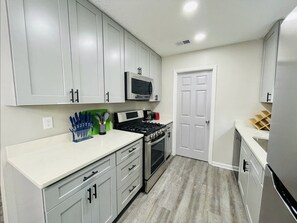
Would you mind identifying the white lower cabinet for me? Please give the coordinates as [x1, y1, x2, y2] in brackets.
[45, 155, 117, 223]
[238, 140, 264, 223]
[6, 139, 143, 223]
[116, 139, 143, 213]
[47, 186, 91, 223]
[47, 169, 116, 223]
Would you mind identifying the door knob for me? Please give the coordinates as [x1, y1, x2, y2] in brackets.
[205, 120, 210, 124]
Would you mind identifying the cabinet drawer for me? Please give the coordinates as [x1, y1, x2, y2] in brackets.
[117, 152, 142, 189]
[249, 152, 264, 184]
[44, 154, 115, 211]
[117, 170, 142, 213]
[116, 139, 142, 164]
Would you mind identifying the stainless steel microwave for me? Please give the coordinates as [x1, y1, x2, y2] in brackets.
[125, 72, 153, 100]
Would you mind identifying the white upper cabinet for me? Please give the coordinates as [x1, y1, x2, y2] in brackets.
[149, 51, 162, 101]
[103, 15, 125, 103]
[260, 20, 281, 103]
[124, 33, 138, 74]
[6, 0, 73, 105]
[124, 31, 150, 77]
[5, 0, 160, 105]
[68, 0, 105, 103]
[138, 43, 150, 77]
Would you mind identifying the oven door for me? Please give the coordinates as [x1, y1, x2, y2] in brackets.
[126, 72, 153, 100]
[144, 134, 166, 180]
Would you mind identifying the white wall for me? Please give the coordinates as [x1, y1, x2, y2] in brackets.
[156, 40, 266, 167]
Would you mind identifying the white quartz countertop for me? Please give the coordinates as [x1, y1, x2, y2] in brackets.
[6, 130, 143, 189]
[235, 120, 269, 168]
[150, 118, 173, 125]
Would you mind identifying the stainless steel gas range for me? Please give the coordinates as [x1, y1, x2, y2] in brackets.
[114, 110, 168, 193]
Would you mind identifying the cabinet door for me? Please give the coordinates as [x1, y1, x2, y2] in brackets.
[68, 0, 105, 103]
[149, 51, 162, 101]
[7, 0, 73, 105]
[103, 15, 125, 103]
[47, 187, 91, 223]
[138, 43, 150, 77]
[238, 142, 250, 203]
[260, 21, 281, 103]
[92, 169, 117, 223]
[245, 161, 263, 223]
[124, 31, 138, 74]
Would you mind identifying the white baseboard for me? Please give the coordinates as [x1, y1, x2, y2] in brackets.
[212, 161, 239, 172]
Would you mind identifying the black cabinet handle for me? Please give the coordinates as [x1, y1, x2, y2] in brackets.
[128, 164, 136, 171]
[93, 184, 97, 199]
[243, 159, 248, 172]
[75, 89, 79, 103]
[87, 188, 92, 203]
[83, 171, 98, 181]
[129, 147, 136, 153]
[106, 92, 110, 102]
[129, 185, 136, 193]
[266, 92, 271, 102]
[70, 89, 74, 103]
[137, 67, 142, 75]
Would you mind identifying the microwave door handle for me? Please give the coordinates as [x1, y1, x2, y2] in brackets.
[149, 82, 153, 95]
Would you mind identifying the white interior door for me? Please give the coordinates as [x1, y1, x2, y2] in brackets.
[176, 71, 212, 161]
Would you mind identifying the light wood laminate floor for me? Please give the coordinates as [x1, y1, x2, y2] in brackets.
[117, 156, 248, 223]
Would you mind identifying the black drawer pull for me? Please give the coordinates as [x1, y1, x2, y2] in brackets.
[87, 188, 92, 203]
[243, 159, 248, 172]
[93, 184, 97, 199]
[128, 164, 136, 171]
[129, 185, 136, 193]
[129, 147, 136, 153]
[83, 171, 98, 181]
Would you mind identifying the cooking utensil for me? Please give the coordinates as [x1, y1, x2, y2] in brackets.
[103, 112, 109, 124]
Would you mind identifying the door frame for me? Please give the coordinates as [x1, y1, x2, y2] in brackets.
[173, 65, 217, 164]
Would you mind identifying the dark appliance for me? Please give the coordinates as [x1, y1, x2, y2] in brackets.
[125, 72, 153, 101]
[114, 110, 167, 193]
[143, 110, 153, 121]
[259, 7, 297, 223]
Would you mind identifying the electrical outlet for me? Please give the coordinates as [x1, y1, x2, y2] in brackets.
[43, 117, 53, 129]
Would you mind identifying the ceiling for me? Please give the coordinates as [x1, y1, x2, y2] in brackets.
[89, 0, 297, 56]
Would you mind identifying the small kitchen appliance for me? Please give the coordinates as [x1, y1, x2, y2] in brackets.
[125, 72, 153, 101]
[143, 110, 153, 120]
[114, 110, 168, 193]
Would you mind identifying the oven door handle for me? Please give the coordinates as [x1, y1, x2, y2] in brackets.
[148, 134, 166, 146]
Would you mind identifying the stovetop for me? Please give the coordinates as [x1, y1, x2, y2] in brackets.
[116, 121, 165, 136]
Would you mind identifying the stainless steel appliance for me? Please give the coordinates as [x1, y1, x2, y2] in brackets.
[114, 110, 168, 193]
[125, 72, 153, 101]
[165, 123, 173, 159]
[259, 7, 297, 223]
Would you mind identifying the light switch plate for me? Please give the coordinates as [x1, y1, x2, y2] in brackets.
[43, 117, 53, 129]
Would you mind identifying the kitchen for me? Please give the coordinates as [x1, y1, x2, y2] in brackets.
[0, 0, 297, 223]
